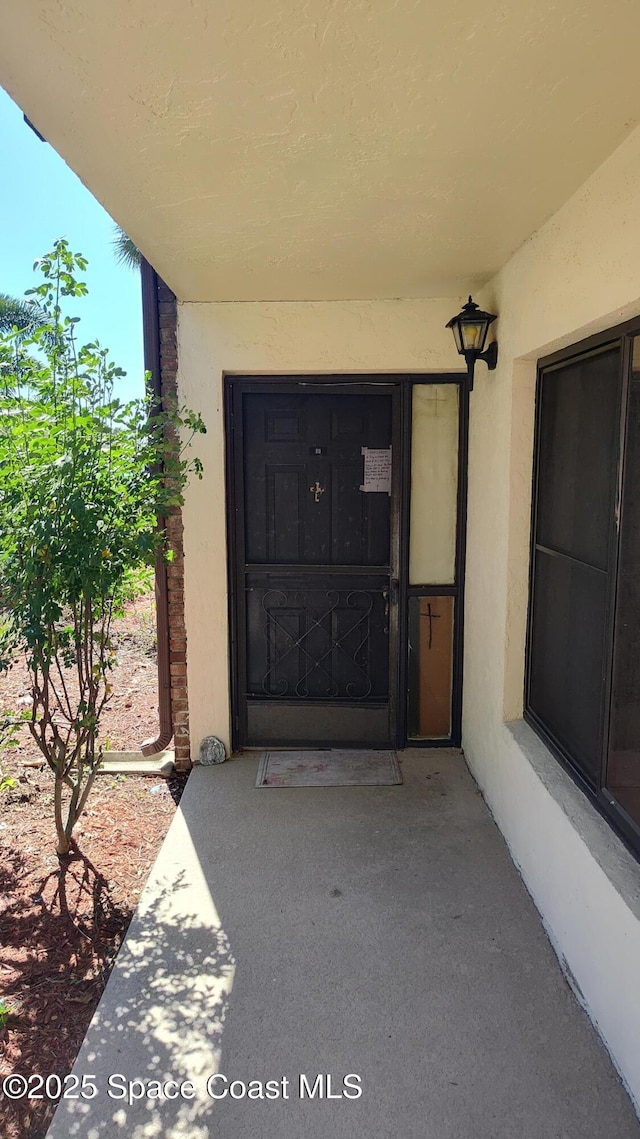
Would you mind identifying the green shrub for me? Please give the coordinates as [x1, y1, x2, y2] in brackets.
[0, 999, 13, 1029]
[0, 240, 205, 854]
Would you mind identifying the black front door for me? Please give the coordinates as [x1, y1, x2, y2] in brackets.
[229, 380, 401, 747]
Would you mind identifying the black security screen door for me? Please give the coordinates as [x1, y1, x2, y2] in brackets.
[228, 380, 401, 747]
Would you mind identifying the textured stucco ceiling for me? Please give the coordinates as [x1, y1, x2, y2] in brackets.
[1, 1, 640, 301]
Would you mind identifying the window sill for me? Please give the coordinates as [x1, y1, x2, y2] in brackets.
[505, 719, 640, 923]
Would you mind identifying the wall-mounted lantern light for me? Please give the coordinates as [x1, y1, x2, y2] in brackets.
[446, 296, 498, 390]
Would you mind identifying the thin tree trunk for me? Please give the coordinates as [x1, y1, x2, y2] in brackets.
[74, 761, 99, 826]
[53, 774, 70, 856]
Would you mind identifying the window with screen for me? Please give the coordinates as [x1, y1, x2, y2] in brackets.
[526, 326, 640, 859]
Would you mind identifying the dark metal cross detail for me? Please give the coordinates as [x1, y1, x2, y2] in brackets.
[420, 601, 441, 650]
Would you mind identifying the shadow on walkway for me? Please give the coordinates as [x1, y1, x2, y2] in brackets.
[46, 750, 640, 1138]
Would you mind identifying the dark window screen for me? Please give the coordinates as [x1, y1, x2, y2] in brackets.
[536, 351, 620, 569]
[528, 346, 621, 788]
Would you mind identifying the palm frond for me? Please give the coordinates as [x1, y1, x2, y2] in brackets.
[112, 226, 142, 269]
[0, 294, 47, 335]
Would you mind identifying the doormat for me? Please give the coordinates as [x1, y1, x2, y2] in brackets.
[256, 750, 402, 788]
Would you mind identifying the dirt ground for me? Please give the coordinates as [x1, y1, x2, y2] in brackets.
[0, 592, 186, 1139]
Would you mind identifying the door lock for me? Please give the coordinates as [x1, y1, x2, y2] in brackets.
[383, 580, 400, 623]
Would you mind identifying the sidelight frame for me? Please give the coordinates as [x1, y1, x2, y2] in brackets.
[401, 377, 469, 748]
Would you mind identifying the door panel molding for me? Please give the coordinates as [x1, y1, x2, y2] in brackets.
[227, 376, 401, 748]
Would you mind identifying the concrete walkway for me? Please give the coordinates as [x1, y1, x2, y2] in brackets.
[47, 750, 640, 1138]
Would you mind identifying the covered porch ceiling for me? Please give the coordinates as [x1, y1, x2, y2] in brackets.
[1, 1, 640, 303]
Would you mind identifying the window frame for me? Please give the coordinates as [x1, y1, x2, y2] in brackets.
[525, 315, 640, 861]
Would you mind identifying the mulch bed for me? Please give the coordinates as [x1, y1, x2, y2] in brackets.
[0, 592, 186, 1139]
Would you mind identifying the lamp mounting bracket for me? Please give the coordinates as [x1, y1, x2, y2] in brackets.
[463, 340, 498, 391]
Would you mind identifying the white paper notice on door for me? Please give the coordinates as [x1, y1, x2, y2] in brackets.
[360, 446, 392, 494]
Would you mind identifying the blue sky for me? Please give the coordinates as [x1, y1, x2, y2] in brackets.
[0, 87, 144, 402]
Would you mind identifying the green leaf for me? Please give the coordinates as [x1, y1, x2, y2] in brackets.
[0, 239, 205, 835]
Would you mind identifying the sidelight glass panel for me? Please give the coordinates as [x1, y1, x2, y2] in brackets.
[407, 595, 454, 739]
[409, 385, 458, 585]
[607, 336, 640, 828]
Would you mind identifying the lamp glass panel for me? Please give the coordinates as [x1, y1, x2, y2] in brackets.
[460, 320, 487, 351]
[409, 384, 458, 584]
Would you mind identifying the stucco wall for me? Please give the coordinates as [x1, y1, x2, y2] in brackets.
[177, 122, 640, 1109]
[462, 123, 640, 1107]
[177, 298, 461, 756]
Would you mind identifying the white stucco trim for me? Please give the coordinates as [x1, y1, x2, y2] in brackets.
[464, 719, 640, 1112]
[177, 296, 462, 756]
[462, 123, 640, 1112]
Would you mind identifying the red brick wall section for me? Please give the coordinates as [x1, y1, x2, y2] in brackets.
[157, 280, 191, 770]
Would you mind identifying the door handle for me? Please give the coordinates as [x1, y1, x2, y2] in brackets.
[383, 579, 400, 624]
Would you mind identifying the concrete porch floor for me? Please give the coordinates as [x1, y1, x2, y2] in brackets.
[47, 749, 640, 1138]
